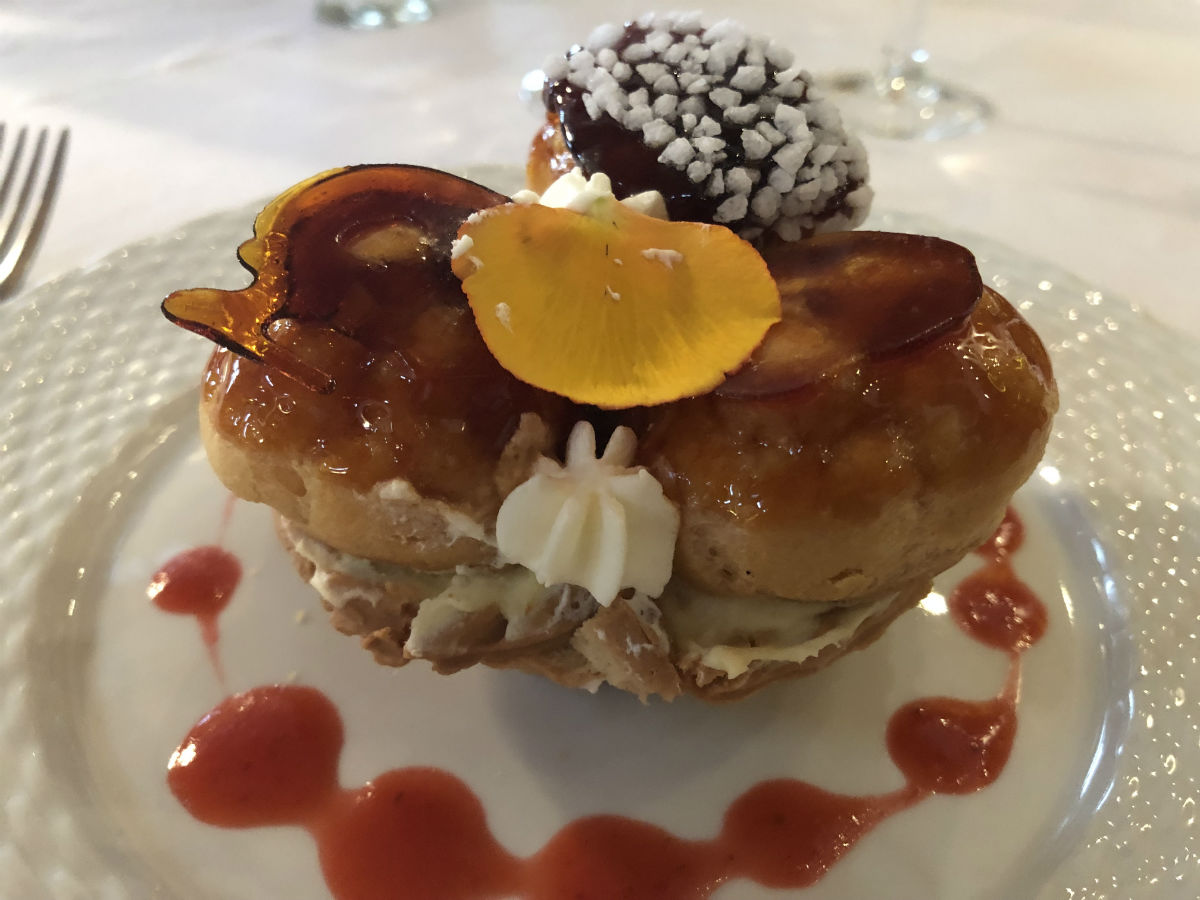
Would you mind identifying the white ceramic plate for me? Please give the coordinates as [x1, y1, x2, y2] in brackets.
[1, 174, 1197, 899]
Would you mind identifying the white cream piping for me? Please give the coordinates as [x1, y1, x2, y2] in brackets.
[495, 420, 679, 606]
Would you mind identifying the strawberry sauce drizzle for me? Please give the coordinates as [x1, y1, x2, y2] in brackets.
[164, 507, 1044, 899]
[148, 494, 241, 685]
[952, 506, 1048, 654]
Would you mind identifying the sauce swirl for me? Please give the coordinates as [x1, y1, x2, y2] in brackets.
[161, 509, 1045, 898]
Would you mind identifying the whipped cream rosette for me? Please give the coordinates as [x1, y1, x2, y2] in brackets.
[496, 421, 678, 606]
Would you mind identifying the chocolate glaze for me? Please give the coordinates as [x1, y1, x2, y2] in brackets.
[543, 23, 864, 234]
[546, 79, 709, 222]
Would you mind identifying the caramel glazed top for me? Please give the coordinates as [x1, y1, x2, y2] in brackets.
[165, 164, 1056, 597]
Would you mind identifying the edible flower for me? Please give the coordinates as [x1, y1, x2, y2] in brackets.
[450, 172, 781, 408]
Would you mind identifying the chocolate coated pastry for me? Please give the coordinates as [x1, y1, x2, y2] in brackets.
[533, 13, 872, 240]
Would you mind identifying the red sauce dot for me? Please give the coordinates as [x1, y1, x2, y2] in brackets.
[950, 567, 1048, 652]
[316, 768, 523, 900]
[719, 779, 912, 889]
[167, 685, 342, 827]
[886, 696, 1016, 795]
[527, 815, 717, 900]
[148, 545, 241, 617]
[149, 544, 241, 681]
[976, 507, 1024, 561]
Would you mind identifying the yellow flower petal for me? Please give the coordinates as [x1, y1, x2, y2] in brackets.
[451, 197, 781, 408]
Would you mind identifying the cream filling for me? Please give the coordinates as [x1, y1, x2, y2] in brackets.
[658, 584, 897, 679]
[287, 524, 451, 608]
[285, 520, 585, 652]
[372, 477, 495, 548]
[406, 567, 579, 652]
[288, 522, 893, 681]
[510, 169, 668, 220]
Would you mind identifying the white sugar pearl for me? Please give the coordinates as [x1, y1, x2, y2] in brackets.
[642, 119, 677, 147]
[741, 129, 773, 160]
[659, 137, 696, 166]
[730, 65, 767, 93]
[713, 193, 749, 222]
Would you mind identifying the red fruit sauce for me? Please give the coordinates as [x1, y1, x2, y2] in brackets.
[148, 543, 240, 683]
[160, 508, 1043, 899]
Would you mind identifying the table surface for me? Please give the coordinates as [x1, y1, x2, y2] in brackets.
[0, 0, 1197, 338]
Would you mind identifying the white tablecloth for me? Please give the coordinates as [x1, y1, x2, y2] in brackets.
[1, 0, 1197, 337]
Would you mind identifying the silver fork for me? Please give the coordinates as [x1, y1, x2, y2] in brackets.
[0, 125, 69, 299]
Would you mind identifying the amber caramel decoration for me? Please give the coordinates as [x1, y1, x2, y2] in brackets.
[719, 231, 984, 397]
[163, 165, 508, 391]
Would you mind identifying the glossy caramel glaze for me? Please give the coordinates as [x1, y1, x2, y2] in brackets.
[181, 163, 1053, 601]
[196, 167, 571, 506]
[719, 232, 982, 397]
[526, 114, 577, 196]
[637, 287, 1056, 599]
[202, 345, 564, 509]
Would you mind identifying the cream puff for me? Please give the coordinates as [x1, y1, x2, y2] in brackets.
[163, 18, 1056, 703]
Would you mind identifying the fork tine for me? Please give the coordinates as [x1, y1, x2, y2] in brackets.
[0, 127, 68, 297]
[0, 126, 29, 216]
[0, 127, 43, 271]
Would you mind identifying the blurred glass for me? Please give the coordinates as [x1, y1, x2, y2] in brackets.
[819, 0, 991, 141]
[316, 0, 433, 29]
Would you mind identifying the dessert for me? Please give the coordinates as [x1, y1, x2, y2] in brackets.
[162, 16, 1057, 703]
[530, 12, 872, 240]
